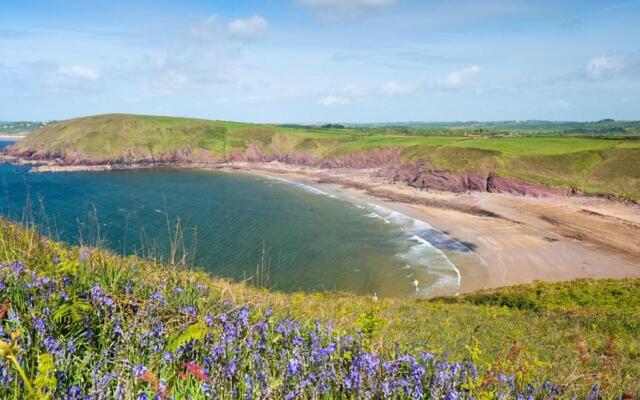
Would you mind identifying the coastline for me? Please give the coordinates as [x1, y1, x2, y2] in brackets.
[3, 158, 640, 293]
[218, 162, 640, 294]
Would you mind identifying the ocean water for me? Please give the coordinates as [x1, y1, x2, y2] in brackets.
[0, 140, 480, 298]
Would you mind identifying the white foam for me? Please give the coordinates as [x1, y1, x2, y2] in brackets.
[256, 172, 465, 297]
[261, 175, 337, 198]
[367, 203, 462, 297]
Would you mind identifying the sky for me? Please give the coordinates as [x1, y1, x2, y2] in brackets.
[1, 0, 639, 123]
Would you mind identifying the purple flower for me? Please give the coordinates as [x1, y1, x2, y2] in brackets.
[181, 305, 197, 317]
[10, 261, 24, 274]
[162, 352, 174, 364]
[80, 248, 91, 261]
[286, 357, 303, 376]
[64, 386, 82, 400]
[133, 364, 148, 379]
[239, 307, 249, 326]
[149, 291, 167, 305]
[33, 317, 47, 334]
[91, 284, 105, 299]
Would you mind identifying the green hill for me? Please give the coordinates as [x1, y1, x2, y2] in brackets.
[5, 113, 640, 200]
[0, 219, 638, 398]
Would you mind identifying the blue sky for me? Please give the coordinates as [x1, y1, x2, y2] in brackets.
[1, 0, 639, 122]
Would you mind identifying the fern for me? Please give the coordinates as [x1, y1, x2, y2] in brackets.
[53, 300, 92, 324]
[166, 322, 210, 352]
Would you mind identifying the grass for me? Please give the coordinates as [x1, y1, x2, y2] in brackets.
[0, 219, 638, 398]
[7, 113, 640, 200]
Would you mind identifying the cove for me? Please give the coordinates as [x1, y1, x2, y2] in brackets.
[0, 141, 474, 298]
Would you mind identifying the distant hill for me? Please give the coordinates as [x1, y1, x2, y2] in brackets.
[348, 119, 640, 136]
[0, 120, 53, 135]
[4, 113, 640, 200]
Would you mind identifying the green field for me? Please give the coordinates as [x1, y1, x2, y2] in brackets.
[7, 114, 640, 200]
[0, 121, 51, 135]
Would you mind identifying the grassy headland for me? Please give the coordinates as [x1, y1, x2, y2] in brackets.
[4, 114, 640, 200]
[0, 219, 638, 398]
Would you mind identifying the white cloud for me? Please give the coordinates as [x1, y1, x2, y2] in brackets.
[142, 70, 189, 97]
[227, 15, 269, 39]
[380, 80, 416, 95]
[586, 56, 625, 80]
[549, 99, 572, 110]
[191, 15, 269, 41]
[58, 65, 101, 81]
[441, 65, 481, 89]
[318, 94, 352, 106]
[191, 15, 221, 41]
[298, 0, 397, 17]
[318, 80, 420, 106]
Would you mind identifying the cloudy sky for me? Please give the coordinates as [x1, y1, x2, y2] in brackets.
[1, 0, 639, 122]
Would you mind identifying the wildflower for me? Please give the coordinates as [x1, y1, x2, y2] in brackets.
[66, 339, 76, 355]
[53, 255, 61, 265]
[286, 357, 303, 376]
[133, 364, 148, 379]
[64, 385, 82, 399]
[239, 306, 249, 326]
[10, 262, 24, 274]
[149, 291, 167, 305]
[162, 352, 174, 364]
[180, 361, 209, 382]
[80, 248, 91, 261]
[91, 284, 105, 299]
[33, 318, 47, 334]
[588, 384, 601, 400]
[181, 305, 196, 317]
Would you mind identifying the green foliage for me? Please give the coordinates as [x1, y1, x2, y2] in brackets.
[355, 304, 385, 339]
[34, 353, 57, 398]
[166, 322, 211, 352]
[52, 300, 92, 324]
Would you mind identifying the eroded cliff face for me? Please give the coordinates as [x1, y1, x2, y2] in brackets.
[228, 143, 569, 198]
[2, 141, 569, 198]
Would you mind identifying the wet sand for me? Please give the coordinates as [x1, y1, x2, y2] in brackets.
[222, 161, 640, 294]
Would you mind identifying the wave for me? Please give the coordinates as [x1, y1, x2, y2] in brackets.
[259, 174, 338, 198]
[256, 172, 471, 298]
[366, 204, 463, 297]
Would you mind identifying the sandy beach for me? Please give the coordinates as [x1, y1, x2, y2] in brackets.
[222, 161, 640, 294]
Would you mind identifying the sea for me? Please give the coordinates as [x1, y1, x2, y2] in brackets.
[0, 140, 482, 298]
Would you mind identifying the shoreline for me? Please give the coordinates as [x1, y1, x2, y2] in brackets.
[217, 162, 640, 294]
[3, 158, 640, 293]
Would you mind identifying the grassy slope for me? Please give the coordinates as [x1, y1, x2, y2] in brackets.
[9, 114, 640, 200]
[1, 219, 638, 397]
